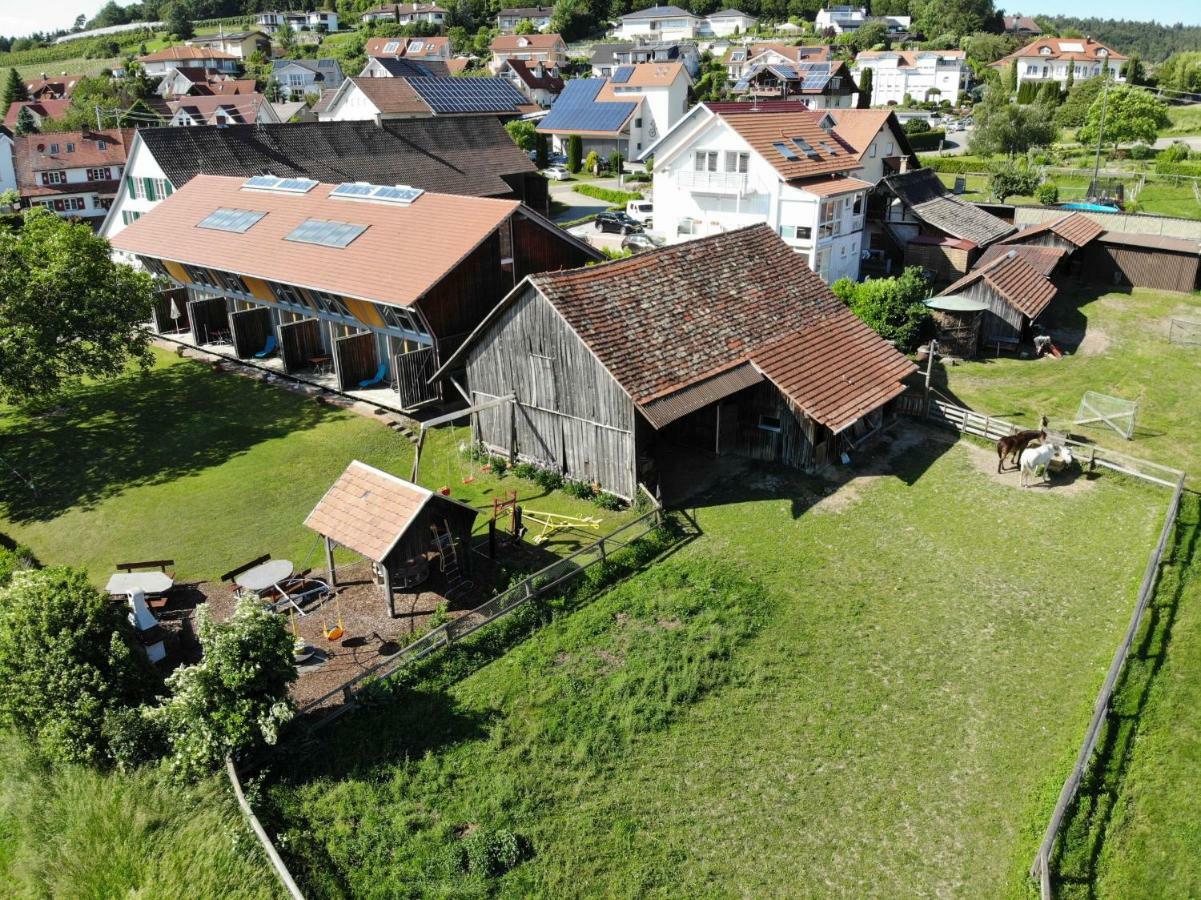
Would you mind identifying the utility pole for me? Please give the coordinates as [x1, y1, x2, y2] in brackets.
[1090, 75, 1110, 201]
[95, 103, 102, 131]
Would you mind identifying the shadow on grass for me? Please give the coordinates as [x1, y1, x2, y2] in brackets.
[0, 359, 343, 524]
[1050, 491, 1201, 895]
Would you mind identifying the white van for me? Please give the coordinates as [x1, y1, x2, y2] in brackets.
[626, 200, 653, 225]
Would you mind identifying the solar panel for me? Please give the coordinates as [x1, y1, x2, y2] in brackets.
[819, 140, 840, 156]
[243, 174, 318, 194]
[536, 79, 637, 135]
[611, 65, 634, 84]
[383, 40, 400, 53]
[197, 207, 267, 233]
[407, 77, 526, 115]
[285, 218, 368, 248]
[772, 142, 800, 161]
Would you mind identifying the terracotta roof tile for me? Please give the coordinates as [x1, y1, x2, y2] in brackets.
[1000, 211, 1104, 249]
[991, 36, 1125, 66]
[882, 168, 1015, 246]
[346, 76, 430, 114]
[304, 461, 432, 562]
[14, 129, 133, 195]
[717, 106, 861, 182]
[365, 36, 450, 58]
[793, 175, 873, 196]
[138, 45, 238, 62]
[491, 33, 565, 52]
[3, 98, 71, 127]
[941, 250, 1058, 319]
[975, 243, 1066, 276]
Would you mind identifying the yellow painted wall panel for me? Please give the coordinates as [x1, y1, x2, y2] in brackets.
[241, 276, 278, 304]
[163, 260, 190, 284]
[344, 297, 385, 329]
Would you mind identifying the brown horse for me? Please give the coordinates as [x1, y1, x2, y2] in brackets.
[996, 416, 1049, 473]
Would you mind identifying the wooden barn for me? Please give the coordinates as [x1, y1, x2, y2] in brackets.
[111, 174, 598, 409]
[998, 211, 1104, 255]
[938, 248, 1058, 349]
[434, 225, 917, 500]
[1081, 231, 1201, 293]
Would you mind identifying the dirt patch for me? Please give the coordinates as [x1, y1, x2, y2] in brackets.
[962, 439, 1096, 494]
[656, 617, 682, 630]
[1076, 328, 1112, 356]
[809, 424, 934, 515]
[596, 649, 624, 672]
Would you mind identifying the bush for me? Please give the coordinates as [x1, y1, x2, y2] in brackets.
[1127, 143, 1156, 160]
[903, 118, 932, 134]
[102, 705, 168, 771]
[0, 543, 37, 586]
[917, 155, 985, 174]
[608, 150, 624, 175]
[1153, 159, 1201, 177]
[1158, 142, 1191, 163]
[906, 129, 946, 151]
[562, 479, 596, 500]
[571, 183, 643, 205]
[988, 163, 1040, 201]
[463, 827, 525, 877]
[0, 567, 157, 766]
[533, 467, 563, 491]
[566, 135, 583, 173]
[594, 491, 626, 511]
[832, 267, 931, 351]
[1034, 181, 1059, 205]
[487, 455, 508, 477]
[512, 461, 539, 480]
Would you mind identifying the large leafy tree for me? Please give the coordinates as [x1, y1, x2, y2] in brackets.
[0, 209, 157, 404]
[0, 567, 157, 766]
[831, 267, 931, 351]
[910, 0, 997, 41]
[1157, 52, 1201, 94]
[1055, 74, 1104, 127]
[1077, 83, 1170, 150]
[969, 91, 1058, 157]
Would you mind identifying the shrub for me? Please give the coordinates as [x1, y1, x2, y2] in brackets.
[917, 155, 986, 174]
[488, 455, 509, 477]
[594, 491, 627, 511]
[903, 118, 932, 134]
[571, 183, 643, 205]
[562, 479, 596, 500]
[1127, 143, 1155, 160]
[512, 461, 539, 480]
[1158, 141, 1191, 163]
[988, 163, 1040, 201]
[1034, 181, 1059, 205]
[566, 135, 583, 173]
[463, 827, 525, 877]
[1153, 159, 1201, 177]
[533, 467, 563, 491]
[905, 129, 946, 151]
[833, 267, 931, 350]
[583, 149, 600, 175]
[0, 567, 157, 766]
[102, 705, 168, 771]
[608, 150, 624, 175]
[0, 543, 37, 586]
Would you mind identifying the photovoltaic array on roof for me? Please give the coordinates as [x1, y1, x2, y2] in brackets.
[285, 218, 368, 248]
[611, 65, 634, 83]
[406, 76, 526, 114]
[197, 207, 267, 233]
[538, 78, 637, 134]
[798, 62, 833, 90]
[243, 174, 318, 193]
[330, 182, 425, 205]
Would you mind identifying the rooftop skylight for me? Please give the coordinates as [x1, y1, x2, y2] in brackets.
[243, 174, 318, 194]
[197, 207, 267, 233]
[285, 218, 368, 248]
[329, 182, 425, 205]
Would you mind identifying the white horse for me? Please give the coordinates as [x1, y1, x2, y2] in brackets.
[1019, 443, 1074, 487]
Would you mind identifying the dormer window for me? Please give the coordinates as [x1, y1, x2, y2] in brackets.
[518, 37, 529, 46]
[1040, 46, 1052, 55]
[1097, 49, 1108, 57]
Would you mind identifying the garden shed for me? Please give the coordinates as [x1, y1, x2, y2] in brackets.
[1080, 231, 1201, 293]
[939, 249, 1057, 349]
[304, 461, 478, 617]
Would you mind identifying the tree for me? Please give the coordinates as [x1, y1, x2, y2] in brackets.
[0, 567, 156, 766]
[1055, 74, 1104, 127]
[1, 68, 29, 119]
[14, 106, 37, 135]
[163, 2, 193, 40]
[969, 91, 1058, 157]
[535, 133, 549, 169]
[988, 162, 1040, 201]
[1036, 80, 1060, 107]
[567, 134, 583, 173]
[1063, 59, 1074, 95]
[73, 13, 87, 31]
[831, 267, 930, 350]
[1077, 83, 1170, 151]
[277, 20, 296, 54]
[505, 118, 537, 152]
[584, 149, 600, 174]
[962, 32, 1017, 68]
[1005, 57, 1018, 94]
[156, 598, 295, 779]
[0, 209, 157, 404]
[1123, 54, 1141, 85]
[1157, 52, 1201, 95]
[850, 20, 888, 53]
[856, 66, 872, 107]
[910, 0, 997, 42]
[514, 17, 537, 34]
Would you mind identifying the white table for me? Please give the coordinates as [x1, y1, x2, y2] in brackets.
[106, 572, 174, 596]
[235, 559, 304, 614]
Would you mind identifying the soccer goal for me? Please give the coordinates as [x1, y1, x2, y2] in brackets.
[1169, 318, 1201, 348]
[1074, 391, 1137, 441]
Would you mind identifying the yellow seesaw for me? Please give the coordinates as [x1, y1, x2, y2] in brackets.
[523, 509, 602, 545]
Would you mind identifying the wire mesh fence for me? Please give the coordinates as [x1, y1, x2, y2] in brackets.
[1074, 391, 1138, 441]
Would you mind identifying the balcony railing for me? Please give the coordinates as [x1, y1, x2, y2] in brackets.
[677, 170, 750, 195]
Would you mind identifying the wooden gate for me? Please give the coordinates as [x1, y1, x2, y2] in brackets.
[394, 346, 438, 409]
[187, 296, 230, 346]
[334, 331, 378, 391]
[229, 307, 273, 359]
[279, 318, 322, 373]
[152, 288, 189, 334]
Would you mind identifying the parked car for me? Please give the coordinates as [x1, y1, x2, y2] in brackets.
[626, 200, 654, 225]
[595, 211, 643, 234]
[527, 150, 569, 166]
[542, 165, 570, 181]
[621, 232, 662, 253]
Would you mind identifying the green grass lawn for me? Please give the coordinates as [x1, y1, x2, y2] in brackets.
[935, 172, 1201, 219]
[263, 429, 1165, 897]
[0, 350, 634, 588]
[1165, 104, 1201, 136]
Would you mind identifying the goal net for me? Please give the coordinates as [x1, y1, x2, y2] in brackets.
[1169, 318, 1201, 347]
[1074, 391, 1137, 441]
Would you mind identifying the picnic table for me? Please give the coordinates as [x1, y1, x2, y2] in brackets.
[235, 558, 294, 593]
[106, 571, 174, 596]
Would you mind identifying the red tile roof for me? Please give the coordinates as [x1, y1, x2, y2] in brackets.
[491, 33, 565, 52]
[365, 35, 450, 58]
[3, 98, 71, 127]
[999, 211, 1104, 249]
[713, 105, 861, 182]
[345, 76, 431, 114]
[305, 461, 434, 562]
[167, 94, 270, 124]
[14, 129, 133, 196]
[941, 250, 1058, 319]
[793, 175, 872, 196]
[975, 243, 1067, 276]
[992, 36, 1125, 66]
[505, 59, 565, 92]
[138, 45, 238, 62]
[110, 174, 520, 308]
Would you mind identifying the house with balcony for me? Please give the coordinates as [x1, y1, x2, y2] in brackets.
[500, 60, 564, 106]
[732, 60, 858, 109]
[109, 174, 598, 409]
[642, 101, 872, 284]
[157, 68, 257, 99]
[496, 5, 554, 32]
[591, 41, 700, 78]
[616, 6, 703, 41]
[488, 33, 568, 73]
[186, 31, 270, 59]
[705, 9, 758, 36]
[271, 58, 346, 100]
[136, 46, 241, 76]
[537, 62, 691, 161]
[360, 3, 448, 26]
[365, 35, 451, 60]
[852, 49, 968, 106]
[815, 5, 865, 33]
[256, 10, 340, 34]
[815, 108, 917, 183]
[14, 128, 133, 223]
[990, 36, 1125, 88]
[723, 43, 830, 80]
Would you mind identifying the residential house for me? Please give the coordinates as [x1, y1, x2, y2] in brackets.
[488, 33, 568, 73]
[256, 10, 340, 34]
[23, 74, 83, 99]
[816, 108, 916, 183]
[500, 60, 564, 106]
[136, 46, 241, 76]
[815, 5, 865, 33]
[876, 167, 1015, 280]
[537, 62, 692, 161]
[616, 6, 704, 41]
[271, 58, 346, 100]
[937, 250, 1058, 348]
[1002, 15, 1041, 37]
[319, 76, 531, 122]
[705, 9, 758, 37]
[110, 174, 598, 408]
[0, 127, 16, 196]
[496, 6, 554, 32]
[185, 31, 270, 59]
[359, 3, 448, 27]
[3, 98, 72, 130]
[732, 60, 858, 109]
[360, 57, 452, 78]
[157, 67, 257, 99]
[167, 94, 280, 126]
[852, 49, 969, 106]
[433, 225, 916, 499]
[724, 43, 830, 80]
[14, 129, 133, 223]
[101, 117, 548, 243]
[990, 36, 1125, 88]
[590, 41, 700, 78]
[365, 35, 451, 60]
[641, 101, 871, 283]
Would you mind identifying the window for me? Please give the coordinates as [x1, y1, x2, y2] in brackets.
[98, 197, 112, 210]
[122, 210, 142, 225]
[757, 414, 782, 433]
[780, 224, 812, 241]
[269, 281, 307, 308]
[49, 143, 59, 154]
[216, 270, 249, 294]
[41, 170, 66, 185]
[65, 142, 75, 153]
[724, 151, 749, 173]
[98, 140, 107, 150]
[86, 167, 112, 181]
[181, 264, 219, 289]
[869, 143, 877, 158]
[693, 150, 718, 172]
[852, 193, 863, 215]
[634, 116, 642, 127]
[308, 290, 351, 317]
[885, 142, 894, 155]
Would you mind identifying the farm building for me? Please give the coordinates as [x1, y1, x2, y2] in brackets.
[876, 168, 1015, 279]
[974, 242, 1068, 277]
[1080, 231, 1201, 293]
[938, 248, 1058, 349]
[110, 174, 598, 409]
[998, 211, 1104, 254]
[434, 225, 917, 499]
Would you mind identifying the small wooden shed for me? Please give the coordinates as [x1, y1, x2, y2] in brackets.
[924, 293, 986, 358]
[938, 249, 1058, 349]
[304, 461, 478, 617]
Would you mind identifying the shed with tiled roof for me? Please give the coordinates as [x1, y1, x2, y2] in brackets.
[940, 248, 1059, 347]
[998, 212, 1104, 252]
[436, 225, 916, 499]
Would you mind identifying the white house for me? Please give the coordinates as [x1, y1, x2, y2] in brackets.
[537, 62, 692, 160]
[13, 128, 134, 222]
[184, 31, 269, 59]
[705, 9, 758, 37]
[815, 5, 865, 33]
[270, 58, 346, 100]
[488, 33, 568, 73]
[641, 102, 870, 284]
[167, 95, 280, 127]
[365, 36, 451, 61]
[256, 10, 340, 34]
[991, 36, 1126, 88]
[816, 108, 917, 183]
[852, 49, 968, 106]
[500, 60, 564, 107]
[616, 6, 703, 41]
[496, 5, 554, 32]
[360, 3, 448, 26]
[135, 46, 241, 76]
[724, 43, 831, 80]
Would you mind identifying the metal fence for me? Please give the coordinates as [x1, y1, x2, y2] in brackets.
[297, 495, 666, 728]
[903, 394, 1187, 897]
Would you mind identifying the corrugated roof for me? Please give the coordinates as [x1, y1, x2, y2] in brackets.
[111, 174, 519, 308]
[941, 250, 1058, 319]
[882, 168, 1015, 246]
[1096, 230, 1201, 254]
[640, 363, 764, 429]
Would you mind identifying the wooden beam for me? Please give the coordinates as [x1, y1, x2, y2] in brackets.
[382, 565, 395, 619]
[324, 536, 336, 587]
[418, 394, 515, 431]
[410, 427, 426, 482]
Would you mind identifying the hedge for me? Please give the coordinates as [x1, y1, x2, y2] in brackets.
[906, 129, 947, 151]
[1153, 160, 1201, 177]
[917, 155, 990, 174]
[571, 183, 644, 205]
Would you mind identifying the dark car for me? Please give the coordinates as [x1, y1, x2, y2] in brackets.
[595, 211, 643, 235]
[621, 232, 662, 253]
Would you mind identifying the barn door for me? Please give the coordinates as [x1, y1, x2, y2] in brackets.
[394, 346, 438, 409]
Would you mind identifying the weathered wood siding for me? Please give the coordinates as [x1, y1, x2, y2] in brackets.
[280, 318, 322, 372]
[419, 231, 508, 361]
[187, 295, 229, 345]
[510, 213, 597, 283]
[230, 307, 273, 359]
[1081, 241, 1201, 293]
[335, 331, 377, 391]
[466, 285, 637, 497]
[957, 279, 1023, 345]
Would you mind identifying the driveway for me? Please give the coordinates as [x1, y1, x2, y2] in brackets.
[547, 174, 637, 224]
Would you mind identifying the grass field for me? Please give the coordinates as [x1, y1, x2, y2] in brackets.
[0, 350, 634, 586]
[1165, 104, 1201, 136]
[935, 172, 1201, 220]
[262, 426, 1165, 897]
